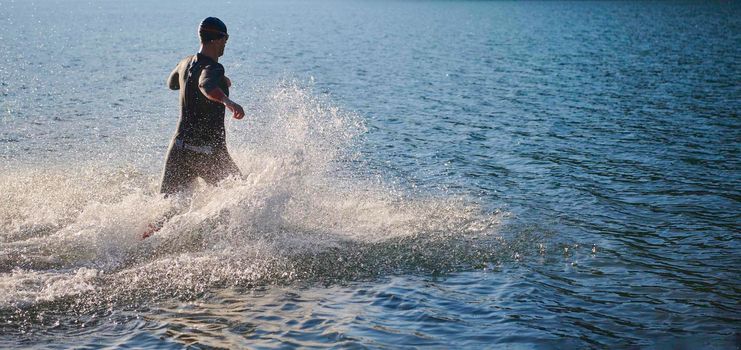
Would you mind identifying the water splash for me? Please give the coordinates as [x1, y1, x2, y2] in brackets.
[0, 82, 504, 325]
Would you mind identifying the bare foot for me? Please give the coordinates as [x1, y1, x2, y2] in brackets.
[141, 223, 162, 239]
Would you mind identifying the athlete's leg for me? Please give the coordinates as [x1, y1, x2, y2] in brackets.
[199, 150, 242, 186]
[145, 147, 197, 239]
[160, 147, 197, 195]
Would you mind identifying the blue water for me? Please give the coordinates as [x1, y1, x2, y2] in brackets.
[1, 0, 740, 348]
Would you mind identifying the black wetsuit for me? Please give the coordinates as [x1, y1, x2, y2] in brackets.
[160, 53, 241, 194]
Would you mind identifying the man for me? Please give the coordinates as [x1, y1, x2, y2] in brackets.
[160, 17, 246, 195]
[143, 17, 244, 239]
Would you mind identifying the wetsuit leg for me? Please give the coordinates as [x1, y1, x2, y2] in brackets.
[160, 147, 198, 195]
[199, 150, 242, 186]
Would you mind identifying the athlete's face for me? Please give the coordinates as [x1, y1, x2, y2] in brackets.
[217, 36, 228, 57]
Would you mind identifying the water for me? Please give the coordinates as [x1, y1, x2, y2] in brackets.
[1, 0, 739, 348]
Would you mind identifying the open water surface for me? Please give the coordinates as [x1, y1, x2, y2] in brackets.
[1, 0, 739, 348]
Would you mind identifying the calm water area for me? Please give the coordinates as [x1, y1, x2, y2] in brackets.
[1, 0, 739, 348]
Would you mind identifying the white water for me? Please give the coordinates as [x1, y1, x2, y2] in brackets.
[0, 83, 503, 313]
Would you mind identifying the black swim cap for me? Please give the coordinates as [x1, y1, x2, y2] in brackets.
[199, 17, 228, 42]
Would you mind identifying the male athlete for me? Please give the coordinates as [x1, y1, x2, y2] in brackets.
[144, 17, 244, 238]
[160, 17, 245, 195]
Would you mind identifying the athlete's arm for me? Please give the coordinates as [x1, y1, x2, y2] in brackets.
[199, 64, 244, 119]
[201, 87, 245, 120]
[167, 65, 180, 90]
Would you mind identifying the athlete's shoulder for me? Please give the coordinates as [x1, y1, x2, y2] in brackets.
[202, 61, 225, 74]
[173, 55, 195, 69]
[183, 55, 197, 64]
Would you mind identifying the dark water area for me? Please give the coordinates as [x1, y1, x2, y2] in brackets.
[1, 0, 740, 348]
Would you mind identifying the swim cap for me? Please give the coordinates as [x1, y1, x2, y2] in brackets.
[199, 17, 228, 42]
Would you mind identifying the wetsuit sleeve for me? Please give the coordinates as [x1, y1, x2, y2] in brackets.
[198, 63, 225, 94]
[167, 64, 180, 90]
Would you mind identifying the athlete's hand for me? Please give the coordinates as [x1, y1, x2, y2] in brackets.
[226, 100, 245, 120]
[224, 76, 232, 88]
